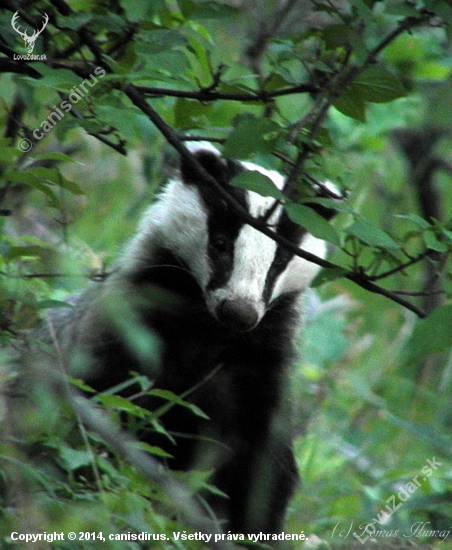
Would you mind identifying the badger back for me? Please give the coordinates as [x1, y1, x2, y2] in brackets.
[123, 145, 328, 332]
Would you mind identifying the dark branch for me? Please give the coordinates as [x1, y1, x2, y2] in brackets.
[369, 250, 432, 282]
[284, 12, 430, 191]
[136, 82, 317, 102]
[1, 4, 433, 318]
[123, 83, 427, 318]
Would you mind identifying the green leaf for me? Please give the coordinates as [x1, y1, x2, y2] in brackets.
[345, 219, 400, 249]
[397, 214, 431, 229]
[78, 119, 105, 134]
[68, 377, 96, 394]
[112, 42, 137, 75]
[35, 300, 73, 310]
[149, 389, 209, 419]
[137, 29, 187, 54]
[27, 167, 59, 182]
[424, 0, 452, 22]
[96, 105, 140, 140]
[311, 266, 348, 287]
[58, 446, 93, 472]
[178, 0, 236, 19]
[133, 441, 173, 458]
[5, 166, 77, 208]
[59, 13, 93, 31]
[423, 229, 448, 252]
[353, 67, 406, 104]
[285, 203, 341, 245]
[32, 64, 86, 91]
[223, 116, 280, 158]
[58, 175, 84, 195]
[302, 306, 349, 366]
[0, 451, 57, 496]
[124, 0, 165, 20]
[322, 24, 352, 50]
[186, 31, 212, 85]
[334, 94, 366, 122]
[229, 171, 285, 200]
[95, 394, 150, 418]
[5, 170, 40, 187]
[384, 2, 421, 16]
[27, 167, 84, 195]
[407, 304, 452, 360]
[174, 98, 212, 129]
[414, 61, 451, 81]
[91, 13, 128, 34]
[7, 245, 49, 260]
[301, 197, 353, 214]
[218, 82, 256, 96]
[103, 374, 152, 395]
[34, 152, 76, 163]
[384, 411, 452, 455]
[263, 72, 296, 91]
[335, 67, 406, 120]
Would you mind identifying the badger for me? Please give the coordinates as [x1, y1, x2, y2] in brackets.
[27, 144, 334, 535]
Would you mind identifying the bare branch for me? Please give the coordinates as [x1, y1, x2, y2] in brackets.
[136, 83, 317, 102]
[369, 250, 432, 282]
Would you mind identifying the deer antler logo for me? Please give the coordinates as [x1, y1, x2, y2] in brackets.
[11, 11, 49, 54]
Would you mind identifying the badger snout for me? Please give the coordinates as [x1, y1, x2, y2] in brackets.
[216, 298, 259, 331]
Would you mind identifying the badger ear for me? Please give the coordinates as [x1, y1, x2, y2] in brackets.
[304, 181, 343, 220]
[303, 200, 337, 221]
[180, 148, 227, 186]
[180, 145, 243, 187]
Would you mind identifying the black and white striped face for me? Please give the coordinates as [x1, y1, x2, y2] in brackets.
[153, 145, 327, 331]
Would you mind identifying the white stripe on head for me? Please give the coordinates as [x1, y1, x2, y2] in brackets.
[241, 161, 286, 191]
[206, 221, 278, 323]
[270, 234, 326, 303]
[147, 180, 211, 289]
[128, 146, 329, 331]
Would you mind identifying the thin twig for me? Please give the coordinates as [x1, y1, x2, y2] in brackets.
[136, 83, 317, 102]
[369, 250, 432, 281]
[42, 368, 233, 550]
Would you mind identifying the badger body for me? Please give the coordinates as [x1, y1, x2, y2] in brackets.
[45, 145, 329, 534]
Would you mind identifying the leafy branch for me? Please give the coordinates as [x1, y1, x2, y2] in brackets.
[1, 1, 445, 318]
[124, 86, 431, 318]
[2, 1, 452, 545]
[284, 12, 431, 189]
[6, 356, 234, 550]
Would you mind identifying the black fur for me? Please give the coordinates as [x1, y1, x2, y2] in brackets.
[28, 149, 318, 536]
[79, 242, 300, 533]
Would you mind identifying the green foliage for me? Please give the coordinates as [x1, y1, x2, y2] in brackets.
[335, 67, 407, 122]
[407, 304, 452, 360]
[229, 170, 286, 200]
[1, 0, 452, 548]
[286, 203, 341, 245]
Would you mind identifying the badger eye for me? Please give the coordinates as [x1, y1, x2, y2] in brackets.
[210, 235, 229, 253]
[272, 253, 288, 269]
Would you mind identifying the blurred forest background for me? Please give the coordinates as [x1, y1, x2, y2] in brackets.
[1, 0, 452, 548]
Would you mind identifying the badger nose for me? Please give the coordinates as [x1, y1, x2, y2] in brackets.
[217, 298, 259, 331]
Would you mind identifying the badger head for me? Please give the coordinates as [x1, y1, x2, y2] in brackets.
[148, 144, 331, 332]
